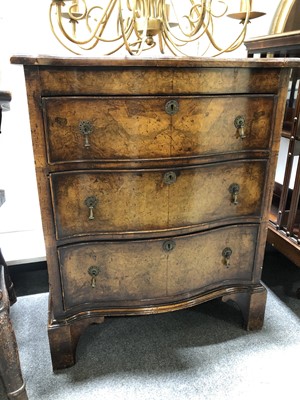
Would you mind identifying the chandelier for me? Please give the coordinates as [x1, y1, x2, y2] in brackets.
[49, 0, 265, 56]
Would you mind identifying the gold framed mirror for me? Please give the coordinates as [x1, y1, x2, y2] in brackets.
[270, 0, 299, 33]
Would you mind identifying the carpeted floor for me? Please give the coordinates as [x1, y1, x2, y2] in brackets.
[1, 245, 300, 400]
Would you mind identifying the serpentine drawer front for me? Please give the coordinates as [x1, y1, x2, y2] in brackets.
[43, 95, 275, 163]
[50, 160, 266, 239]
[11, 55, 297, 370]
[59, 225, 258, 312]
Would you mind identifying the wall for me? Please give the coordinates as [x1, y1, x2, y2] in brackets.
[0, 0, 281, 263]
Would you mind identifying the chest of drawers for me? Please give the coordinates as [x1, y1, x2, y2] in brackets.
[11, 56, 296, 370]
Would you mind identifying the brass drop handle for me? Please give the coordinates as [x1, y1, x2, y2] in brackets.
[234, 116, 246, 139]
[84, 196, 98, 220]
[88, 266, 100, 288]
[229, 183, 240, 205]
[79, 120, 93, 148]
[222, 247, 232, 268]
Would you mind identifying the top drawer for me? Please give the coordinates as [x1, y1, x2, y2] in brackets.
[43, 95, 275, 164]
[38, 66, 281, 96]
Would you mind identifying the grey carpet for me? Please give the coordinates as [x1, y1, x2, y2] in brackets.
[0, 285, 299, 400]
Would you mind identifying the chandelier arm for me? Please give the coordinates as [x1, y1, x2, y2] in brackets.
[161, 33, 181, 56]
[89, 30, 133, 44]
[161, 30, 203, 49]
[136, 0, 146, 18]
[135, 40, 157, 53]
[56, 3, 89, 45]
[170, 15, 201, 38]
[80, 36, 127, 55]
[223, 6, 252, 52]
[163, 24, 196, 47]
[49, 3, 82, 54]
[93, 12, 135, 43]
[213, 27, 247, 55]
[51, 0, 120, 46]
[209, 0, 228, 18]
[163, 14, 211, 45]
[168, 0, 205, 38]
[149, 0, 153, 16]
[118, 0, 141, 55]
[91, 11, 135, 56]
[188, 2, 207, 26]
[167, 0, 209, 39]
[158, 31, 165, 54]
[130, 0, 145, 40]
[198, 35, 213, 57]
[136, 0, 145, 17]
[86, 6, 106, 32]
[162, 31, 191, 57]
[199, 13, 224, 52]
[205, 7, 250, 53]
[78, 37, 101, 51]
[183, 0, 232, 41]
[89, 0, 122, 43]
[174, 0, 227, 40]
[166, 1, 250, 55]
[104, 41, 126, 55]
[67, 0, 87, 21]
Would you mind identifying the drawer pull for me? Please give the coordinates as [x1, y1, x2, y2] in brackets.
[229, 183, 240, 205]
[163, 240, 176, 252]
[222, 247, 232, 267]
[88, 266, 100, 288]
[234, 116, 246, 139]
[163, 171, 177, 185]
[165, 100, 179, 115]
[79, 120, 93, 148]
[84, 196, 98, 220]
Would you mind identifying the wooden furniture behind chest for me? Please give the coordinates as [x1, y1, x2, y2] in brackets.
[0, 91, 12, 207]
[0, 92, 28, 399]
[11, 56, 296, 370]
[245, 32, 300, 271]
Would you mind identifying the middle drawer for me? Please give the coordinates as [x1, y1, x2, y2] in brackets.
[50, 160, 266, 239]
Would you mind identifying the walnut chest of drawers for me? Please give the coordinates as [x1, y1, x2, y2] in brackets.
[11, 56, 295, 370]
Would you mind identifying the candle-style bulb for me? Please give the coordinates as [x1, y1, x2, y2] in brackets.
[240, 0, 252, 13]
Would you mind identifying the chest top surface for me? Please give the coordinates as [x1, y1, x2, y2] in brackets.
[10, 54, 300, 67]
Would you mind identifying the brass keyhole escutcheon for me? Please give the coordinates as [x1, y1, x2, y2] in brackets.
[165, 100, 179, 115]
[229, 183, 240, 205]
[84, 196, 98, 220]
[88, 266, 100, 288]
[234, 115, 246, 139]
[163, 171, 177, 185]
[79, 120, 93, 148]
[163, 240, 176, 252]
[222, 247, 232, 268]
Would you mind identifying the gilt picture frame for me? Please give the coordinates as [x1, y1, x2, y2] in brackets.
[270, 0, 296, 33]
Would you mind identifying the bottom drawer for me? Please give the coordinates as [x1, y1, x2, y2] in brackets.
[58, 224, 258, 311]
